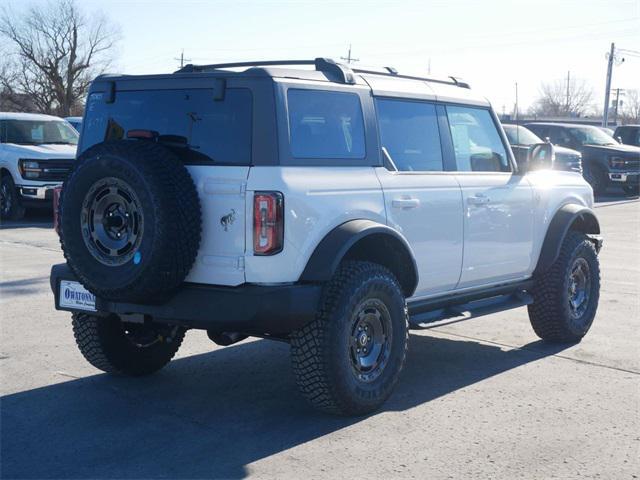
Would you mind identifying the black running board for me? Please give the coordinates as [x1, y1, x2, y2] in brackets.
[409, 291, 533, 328]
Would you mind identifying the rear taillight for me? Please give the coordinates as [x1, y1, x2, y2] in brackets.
[253, 192, 284, 255]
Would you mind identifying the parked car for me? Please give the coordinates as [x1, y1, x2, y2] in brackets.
[0, 112, 78, 220]
[503, 124, 582, 172]
[614, 125, 640, 147]
[65, 116, 82, 132]
[51, 58, 603, 415]
[525, 122, 640, 195]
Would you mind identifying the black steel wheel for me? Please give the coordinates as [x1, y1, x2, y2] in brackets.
[0, 172, 25, 220]
[291, 261, 408, 416]
[528, 231, 600, 343]
[81, 177, 144, 266]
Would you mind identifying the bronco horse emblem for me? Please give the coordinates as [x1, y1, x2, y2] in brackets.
[220, 209, 236, 231]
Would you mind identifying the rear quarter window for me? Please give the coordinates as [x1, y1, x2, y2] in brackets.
[81, 88, 252, 165]
[287, 89, 365, 159]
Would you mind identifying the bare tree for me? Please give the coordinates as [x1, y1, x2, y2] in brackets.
[530, 78, 594, 117]
[620, 89, 640, 124]
[0, 0, 119, 116]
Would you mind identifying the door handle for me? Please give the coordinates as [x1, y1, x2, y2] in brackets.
[467, 195, 491, 206]
[392, 197, 421, 209]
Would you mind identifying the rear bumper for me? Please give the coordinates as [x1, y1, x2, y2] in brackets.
[50, 263, 322, 337]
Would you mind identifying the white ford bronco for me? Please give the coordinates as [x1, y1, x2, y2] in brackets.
[51, 58, 602, 415]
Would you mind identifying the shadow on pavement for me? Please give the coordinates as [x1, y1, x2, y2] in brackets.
[1, 333, 568, 479]
[0, 209, 53, 229]
[0, 276, 50, 297]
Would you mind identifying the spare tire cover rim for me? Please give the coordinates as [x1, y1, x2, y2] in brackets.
[81, 177, 144, 266]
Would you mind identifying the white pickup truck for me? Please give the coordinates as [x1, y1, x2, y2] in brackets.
[0, 112, 78, 220]
[51, 59, 602, 416]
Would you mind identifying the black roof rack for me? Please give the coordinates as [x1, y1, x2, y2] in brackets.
[176, 58, 356, 84]
[175, 57, 469, 89]
[351, 66, 469, 88]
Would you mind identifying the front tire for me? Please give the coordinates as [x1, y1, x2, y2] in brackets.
[622, 184, 639, 196]
[583, 165, 607, 196]
[528, 232, 600, 343]
[0, 172, 26, 220]
[291, 261, 409, 416]
[72, 313, 185, 376]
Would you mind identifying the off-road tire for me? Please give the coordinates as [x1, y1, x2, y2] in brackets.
[583, 164, 607, 196]
[528, 231, 600, 343]
[71, 313, 185, 376]
[59, 140, 201, 303]
[0, 172, 26, 220]
[291, 261, 409, 416]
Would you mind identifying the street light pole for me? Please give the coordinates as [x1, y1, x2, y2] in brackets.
[603, 43, 615, 127]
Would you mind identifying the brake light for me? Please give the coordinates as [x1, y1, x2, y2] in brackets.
[253, 192, 284, 255]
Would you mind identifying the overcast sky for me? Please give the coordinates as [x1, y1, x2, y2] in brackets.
[9, 0, 640, 113]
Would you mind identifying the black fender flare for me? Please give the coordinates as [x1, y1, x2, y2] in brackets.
[300, 219, 419, 296]
[534, 204, 601, 275]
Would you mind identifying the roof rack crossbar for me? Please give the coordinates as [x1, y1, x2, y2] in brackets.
[351, 67, 470, 89]
[176, 58, 356, 84]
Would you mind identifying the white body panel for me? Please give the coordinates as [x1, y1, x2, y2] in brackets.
[455, 173, 535, 288]
[244, 166, 386, 284]
[375, 168, 464, 296]
[184, 166, 249, 286]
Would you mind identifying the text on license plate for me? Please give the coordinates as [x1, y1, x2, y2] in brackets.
[59, 280, 96, 312]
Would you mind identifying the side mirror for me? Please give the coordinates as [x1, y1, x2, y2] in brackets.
[617, 136, 623, 144]
[523, 142, 555, 172]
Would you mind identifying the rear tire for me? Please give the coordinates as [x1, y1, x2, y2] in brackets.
[72, 313, 185, 376]
[291, 261, 408, 416]
[0, 172, 26, 220]
[528, 232, 600, 343]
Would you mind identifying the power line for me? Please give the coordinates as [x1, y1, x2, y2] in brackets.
[174, 49, 192, 69]
[341, 44, 359, 64]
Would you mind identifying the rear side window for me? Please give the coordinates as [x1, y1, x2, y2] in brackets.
[287, 89, 365, 159]
[82, 88, 252, 165]
[376, 99, 443, 171]
[446, 106, 510, 172]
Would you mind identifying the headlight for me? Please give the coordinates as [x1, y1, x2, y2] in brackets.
[18, 159, 42, 179]
[609, 156, 626, 169]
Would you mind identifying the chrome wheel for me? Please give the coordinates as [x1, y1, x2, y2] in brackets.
[349, 298, 393, 383]
[568, 257, 591, 321]
[80, 177, 144, 266]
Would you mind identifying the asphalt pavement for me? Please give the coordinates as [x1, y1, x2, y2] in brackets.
[1, 192, 638, 479]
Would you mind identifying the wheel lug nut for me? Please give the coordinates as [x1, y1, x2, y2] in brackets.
[363, 347, 367, 353]
[356, 348, 360, 353]
[367, 336, 371, 341]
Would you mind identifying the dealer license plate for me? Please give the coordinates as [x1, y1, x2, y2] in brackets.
[58, 280, 97, 312]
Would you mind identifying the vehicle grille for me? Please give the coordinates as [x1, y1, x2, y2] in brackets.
[39, 159, 74, 182]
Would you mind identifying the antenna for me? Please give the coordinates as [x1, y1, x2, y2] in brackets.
[341, 44, 359, 64]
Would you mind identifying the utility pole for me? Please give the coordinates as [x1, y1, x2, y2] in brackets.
[341, 44, 359, 64]
[603, 43, 615, 127]
[514, 82, 519, 123]
[174, 49, 191, 69]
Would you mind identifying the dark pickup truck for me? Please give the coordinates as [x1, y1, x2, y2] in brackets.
[526, 122, 640, 196]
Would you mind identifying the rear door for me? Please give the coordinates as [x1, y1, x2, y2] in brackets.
[444, 105, 535, 288]
[82, 83, 255, 286]
[374, 98, 464, 297]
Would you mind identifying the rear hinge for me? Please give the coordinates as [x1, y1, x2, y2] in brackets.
[236, 257, 245, 271]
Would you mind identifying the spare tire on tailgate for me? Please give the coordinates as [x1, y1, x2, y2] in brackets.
[59, 140, 201, 303]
